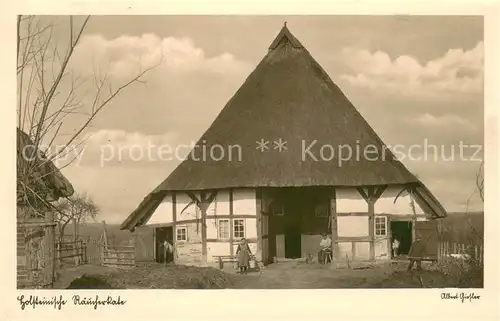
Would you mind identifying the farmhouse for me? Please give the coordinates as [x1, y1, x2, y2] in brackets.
[17, 128, 75, 287]
[121, 25, 447, 266]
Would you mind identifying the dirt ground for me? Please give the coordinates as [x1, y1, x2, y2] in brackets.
[54, 259, 460, 289]
[229, 259, 453, 288]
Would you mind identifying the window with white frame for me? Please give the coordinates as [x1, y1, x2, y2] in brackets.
[374, 216, 387, 236]
[217, 219, 230, 240]
[233, 219, 245, 239]
[176, 225, 187, 242]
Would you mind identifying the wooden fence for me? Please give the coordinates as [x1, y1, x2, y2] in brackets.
[438, 241, 484, 264]
[56, 220, 141, 269]
[101, 245, 136, 268]
[56, 240, 87, 267]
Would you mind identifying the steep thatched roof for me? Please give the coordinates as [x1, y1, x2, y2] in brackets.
[154, 25, 420, 191]
[121, 25, 447, 230]
[17, 127, 74, 206]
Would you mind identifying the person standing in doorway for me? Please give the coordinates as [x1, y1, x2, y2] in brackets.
[318, 233, 332, 264]
[236, 238, 252, 274]
[163, 240, 174, 264]
[392, 237, 400, 258]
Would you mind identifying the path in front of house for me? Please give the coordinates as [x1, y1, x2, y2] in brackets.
[53, 259, 441, 289]
[230, 260, 404, 289]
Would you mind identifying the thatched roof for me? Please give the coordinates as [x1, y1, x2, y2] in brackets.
[154, 25, 421, 190]
[121, 25, 447, 230]
[17, 127, 74, 206]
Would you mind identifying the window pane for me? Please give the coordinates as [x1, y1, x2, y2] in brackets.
[234, 219, 245, 238]
[218, 220, 229, 239]
[374, 217, 386, 236]
[177, 227, 187, 241]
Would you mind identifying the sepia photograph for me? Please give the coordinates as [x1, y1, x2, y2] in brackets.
[15, 14, 485, 292]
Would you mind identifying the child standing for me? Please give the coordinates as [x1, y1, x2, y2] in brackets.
[392, 237, 400, 258]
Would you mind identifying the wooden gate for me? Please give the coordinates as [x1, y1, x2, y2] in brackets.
[101, 245, 135, 268]
[100, 221, 136, 268]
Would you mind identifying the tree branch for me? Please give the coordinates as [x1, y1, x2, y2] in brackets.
[49, 56, 162, 161]
[32, 15, 91, 154]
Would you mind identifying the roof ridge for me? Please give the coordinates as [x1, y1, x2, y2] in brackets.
[268, 22, 304, 50]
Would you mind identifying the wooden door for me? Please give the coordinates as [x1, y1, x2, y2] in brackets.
[414, 220, 439, 260]
[284, 189, 302, 259]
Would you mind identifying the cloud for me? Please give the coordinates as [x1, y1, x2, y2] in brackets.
[403, 158, 484, 212]
[51, 129, 188, 168]
[410, 113, 477, 131]
[339, 41, 483, 96]
[62, 165, 170, 224]
[85, 129, 179, 147]
[71, 33, 252, 80]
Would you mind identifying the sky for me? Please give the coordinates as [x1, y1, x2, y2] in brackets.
[22, 15, 484, 223]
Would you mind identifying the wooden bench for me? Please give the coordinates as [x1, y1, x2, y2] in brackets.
[214, 255, 238, 270]
[407, 256, 438, 269]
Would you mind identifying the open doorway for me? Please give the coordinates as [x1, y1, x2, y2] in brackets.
[390, 221, 412, 257]
[155, 226, 174, 263]
[283, 188, 303, 259]
[284, 224, 301, 258]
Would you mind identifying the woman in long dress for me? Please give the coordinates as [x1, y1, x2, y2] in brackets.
[236, 238, 252, 274]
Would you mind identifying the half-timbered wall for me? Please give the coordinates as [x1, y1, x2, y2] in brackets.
[145, 188, 258, 266]
[145, 185, 434, 265]
[335, 185, 429, 261]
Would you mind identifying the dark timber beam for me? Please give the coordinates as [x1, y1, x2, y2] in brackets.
[357, 185, 387, 261]
[330, 187, 338, 260]
[186, 190, 217, 266]
[172, 193, 177, 263]
[368, 198, 375, 260]
[255, 188, 263, 262]
[229, 189, 234, 256]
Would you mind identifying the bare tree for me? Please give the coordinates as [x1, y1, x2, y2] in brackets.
[54, 192, 99, 242]
[17, 15, 161, 212]
[476, 161, 484, 202]
[464, 161, 485, 214]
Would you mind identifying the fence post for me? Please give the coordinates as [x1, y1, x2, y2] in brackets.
[56, 241, 61, 268]
[438, 242, 442, 262]
[79, 240, 82, 265]
[83, 241, 87, 264]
